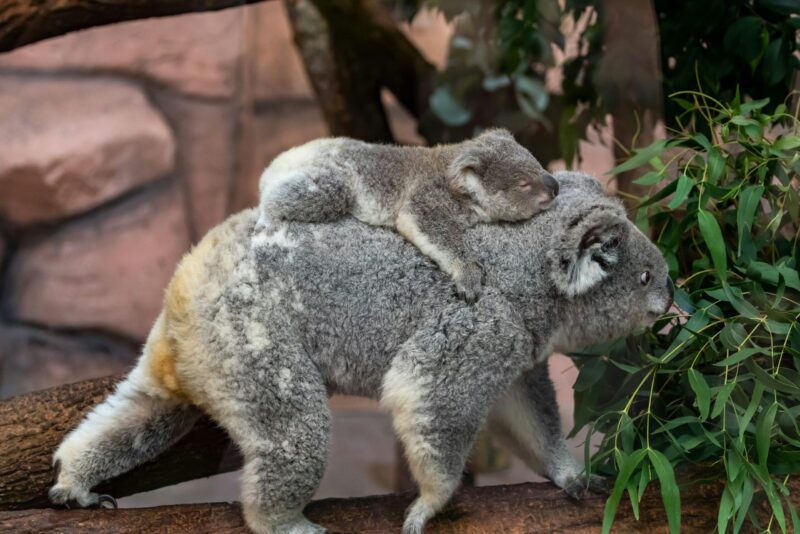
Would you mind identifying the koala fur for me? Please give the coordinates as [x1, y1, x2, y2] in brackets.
[51, 172, 673, 534]
[256, 128, 558, 302]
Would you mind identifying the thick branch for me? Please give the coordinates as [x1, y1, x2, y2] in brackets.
[0, 0, 276, 53]
[3, 478, 797, 532]
[0, 376, 240, 511]
[284, 0, 393, 142]
[284, 0, 435, 141]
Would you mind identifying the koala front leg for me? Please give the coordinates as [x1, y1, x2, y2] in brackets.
[489, 363, 610, 499]
[395, 191, 483, 303]
[381, 290, 532, 533]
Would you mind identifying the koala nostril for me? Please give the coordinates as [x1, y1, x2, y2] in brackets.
[544, 174, 559, 198]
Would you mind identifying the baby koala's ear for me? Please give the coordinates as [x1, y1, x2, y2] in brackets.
[447, 143, 489, 191]
[547, 209, 629, 297]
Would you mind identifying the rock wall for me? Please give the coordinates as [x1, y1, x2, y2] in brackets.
[0, 3, 450, 398]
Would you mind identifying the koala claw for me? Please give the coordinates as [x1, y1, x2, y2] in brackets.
[454, 262, 484, 304]
[562, 474, 612, 501]
[98, 494, 118, 509]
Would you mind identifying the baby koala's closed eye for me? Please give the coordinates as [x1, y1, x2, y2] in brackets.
[256, 128, 557, 302]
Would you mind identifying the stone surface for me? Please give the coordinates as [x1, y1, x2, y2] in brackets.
[4, 183, 191, 341]
[0, 9, 245, 98]
[0, 75, 176, 226]
[0, 324, 138, 399]
[152, 90, 236, 240]
[246, 1, 315, 101]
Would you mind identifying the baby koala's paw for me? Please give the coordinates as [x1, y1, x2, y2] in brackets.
[454, 261, 484, 304]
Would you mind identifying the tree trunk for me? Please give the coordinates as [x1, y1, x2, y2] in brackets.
[3, 478, 797, 533]
[597, 0, 663, 208]
[283, 0, 435, 142]
[0, 0, 275, 52]
[0, 376, 240, 511]
[283, 0, 393, 142]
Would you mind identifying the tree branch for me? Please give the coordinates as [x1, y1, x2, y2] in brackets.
[3, 478, 796, 532]
[284, 0, 435, 142]
[0, 376, 240, 511]
[0, 0, 278, 53]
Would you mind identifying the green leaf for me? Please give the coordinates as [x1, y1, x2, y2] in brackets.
[610, 139, 669, 175]
[429, 87, 472, 126]
[697, 210, 728, 282]
[707, 148, 726, 183]
[739, 382, 764, 439]
[687, 369, 711, 420]
[718, 484, 734, 534]
[722, 284, 760, 319]
[667, 175, 694, 209]
[758, 0, 800, 16]
[574, 358, 606, 392]
[714, 347, 764, 367]
[732, 475, 754, 534]
[736, 185, 764, 259]
[648, 449, 681, 534]
[711, 382, 735, 419]
[774, 135, 800, 151]
[633, 171, 665, 186]
[756, 402, 778, 466]
[602, 449, 648, 534]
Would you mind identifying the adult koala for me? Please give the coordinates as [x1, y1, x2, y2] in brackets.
[50, 172, 673, 534]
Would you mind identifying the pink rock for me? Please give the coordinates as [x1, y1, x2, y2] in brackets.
[247, 2, 315, 101]
[0, 9, 245, 98]
[5, 183, 191, 341]
[0, 324, 138, 399]
[153, 91, 236, 240]
[0, 75, 175, 225]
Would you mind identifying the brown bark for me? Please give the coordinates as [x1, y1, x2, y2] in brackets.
[283, 0, 435, 142]
[597, 0, 663, 208]
[0, 376, 241, 511]
[0, 0, 278, 53]
[3, 478, 798, 533]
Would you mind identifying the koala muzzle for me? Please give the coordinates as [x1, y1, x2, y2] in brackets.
[543, 173, 559, 199]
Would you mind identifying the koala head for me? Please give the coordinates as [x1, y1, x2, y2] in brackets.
[546, 171, 674, 346]
[448, 128, 559, 221]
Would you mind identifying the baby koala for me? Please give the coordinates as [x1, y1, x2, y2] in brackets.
[257, 128, 558, 302]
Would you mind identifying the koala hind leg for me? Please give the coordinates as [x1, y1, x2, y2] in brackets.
[489, 364, 610, 500]
[210, 351, 331, 534]
[50, 366, 200, 507]
[260, 169, 352, 225]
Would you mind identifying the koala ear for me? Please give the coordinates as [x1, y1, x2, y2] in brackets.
[447, 144, 487, 192]
[548, 209, 628, 297]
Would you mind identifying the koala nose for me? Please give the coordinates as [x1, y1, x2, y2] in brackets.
[664, 276, 674, 312]
[543, 173, 559, 198]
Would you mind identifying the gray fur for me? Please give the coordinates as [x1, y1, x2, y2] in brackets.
[51, 171, 672, 534]
[256, 128, 558, 302]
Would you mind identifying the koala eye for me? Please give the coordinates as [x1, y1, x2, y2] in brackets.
[640, 271, 651, 286]
[518, 180, 533, 190]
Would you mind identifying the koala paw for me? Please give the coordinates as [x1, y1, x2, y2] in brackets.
[454, 262, 484, 304]
[562, 474, 612, 501]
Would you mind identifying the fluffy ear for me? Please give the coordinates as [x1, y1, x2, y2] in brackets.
[447, 144, 487, 192]
[548, 209, 628, 297]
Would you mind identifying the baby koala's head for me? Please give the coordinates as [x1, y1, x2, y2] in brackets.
[447, 128, 558, 221]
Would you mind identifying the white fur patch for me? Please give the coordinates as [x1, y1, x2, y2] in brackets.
[395, 211, 455, 275]
[351, 190, 393, 226]
[252, 226, 298, 249]
[565, 251, 608, 296]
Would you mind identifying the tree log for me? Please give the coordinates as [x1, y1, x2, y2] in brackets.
[2, 478, 797, 533]
[0, 376, 240, 511]
[0, 0, 280, 53]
